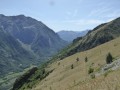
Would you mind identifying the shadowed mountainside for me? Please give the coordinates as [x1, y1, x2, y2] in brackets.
[0, 27, 35, 76]
[0, 14, 67, 58]
[0, 14, 67, 77]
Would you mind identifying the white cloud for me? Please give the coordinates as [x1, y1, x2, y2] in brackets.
[76, 19, 104, 25]
[88, 6, 120, 19]
[103, 10, 120, 18]
[66, 11, 72, 16]
[88, 7, 112, 17]
[73, 9, 78, 17]
[43, 16, 117, 32]
[62, 19, 105, 26]
[66, 9, 78, 19]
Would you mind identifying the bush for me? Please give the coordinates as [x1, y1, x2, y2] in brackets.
[106, 53, 113, 64]
[58, 62, 60, 66]
[71, 64, 74, 69]
[76, 57, 79, 62]
[88, 68, 94, 74]
[90, 74, 95, 79]
[85, 57, 88, 62]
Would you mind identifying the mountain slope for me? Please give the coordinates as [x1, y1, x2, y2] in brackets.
[11, 17, 120, 90]
[57, 30, 88, 42]
[0, 14, 67, 59]
[57, 17, 120, 59]
[0, 14, 68, 77]
[0, 27, 35, 76]
[33, 37, 120, 90]
[13, 35, 120, 90]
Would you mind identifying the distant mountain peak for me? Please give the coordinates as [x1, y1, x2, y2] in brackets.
[57, 30, 89, 42]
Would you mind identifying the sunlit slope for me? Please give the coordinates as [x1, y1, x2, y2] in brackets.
[58, 17, 120, 60]
[32, 37, 120, 90]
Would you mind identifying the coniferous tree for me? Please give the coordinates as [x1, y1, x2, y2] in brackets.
[106, 53, 113, 64]
[85, 57, 88, 62]
[71, 64, 74, 69]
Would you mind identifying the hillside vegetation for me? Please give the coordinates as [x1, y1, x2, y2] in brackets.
[57, 17, 120, 60]
[11, 17, 120, 90]
[15, 35, 120, 90]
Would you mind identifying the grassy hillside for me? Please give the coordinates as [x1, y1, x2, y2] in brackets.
[57, 17, 120, 60]
[15, 36, 120, 90]
[11, 17, 120, 90]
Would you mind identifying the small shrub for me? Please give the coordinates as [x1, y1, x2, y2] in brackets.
[3, 77, 7, 80]
[71, 64, 74, 69]
[74, 80, 76, 85]
[58, 62, 60, 66]
[85, 57, 88, 62]
[90, 74, 95, 79]
[50, 86, 52, 90]
[76, 57, 79, 62]
[106, 53, 113, 64]
[90, 63, 94, 67]
[27, 84, 32, 89]
[104, 72, 108, 77]
[42, 69, 45, 75]
[88, 67, 94, 74]
[98, 63, 101, 66]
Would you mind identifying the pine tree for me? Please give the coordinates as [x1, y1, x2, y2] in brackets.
[106, 53, 113, 64]
[71, 64, 74, 69]
[85, 57, 88, 62]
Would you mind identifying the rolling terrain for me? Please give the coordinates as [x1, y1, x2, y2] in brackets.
[57, 17, 120, 60]
[0, 14, 67, 90]
[33, 36, 120, 90]
[0, 14, 67, 76]
[15, 34, 120, 90]
[12, 17, 120, 90]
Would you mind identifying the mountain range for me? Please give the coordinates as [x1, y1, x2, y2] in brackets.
[0, 14, 67, 76]
[11, 17, 120, 90]
[57, 17, 120, 60]
[57, 30, 89, 42]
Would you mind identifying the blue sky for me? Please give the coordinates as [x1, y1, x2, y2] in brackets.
[0, 0, 120, 32]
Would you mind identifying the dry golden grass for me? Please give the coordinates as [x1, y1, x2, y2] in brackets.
[32, 37, 120, 90]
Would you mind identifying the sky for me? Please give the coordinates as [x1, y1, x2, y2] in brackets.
[0, 0, 120, 32]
